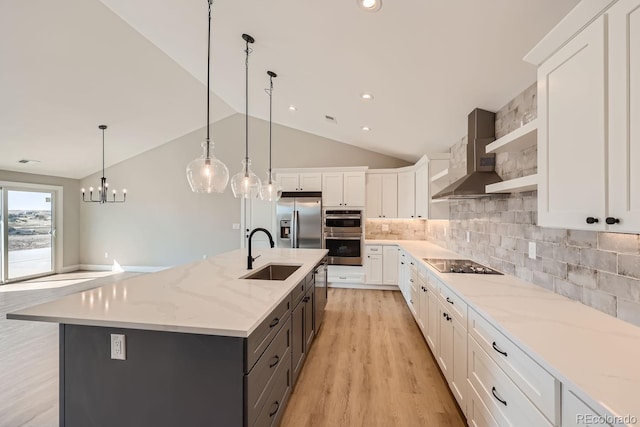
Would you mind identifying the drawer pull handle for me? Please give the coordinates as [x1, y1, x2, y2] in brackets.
[606, 217, 620, 225]
[586, 217, 599, 224]
[492, 341, 508, 357]
[410, 279, 414, 283]
[269, 355, 280, 368]
[269, 400, 280, 417]
[446, 297, 454, 305]
[492, 387, 507, 406]
[269, 318, 280, 328]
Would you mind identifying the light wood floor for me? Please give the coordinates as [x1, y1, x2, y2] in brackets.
[281, 288, 466, 427]
[0, 271, 138, 427]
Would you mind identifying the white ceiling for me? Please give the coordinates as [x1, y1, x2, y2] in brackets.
[1, 0, 579, 179]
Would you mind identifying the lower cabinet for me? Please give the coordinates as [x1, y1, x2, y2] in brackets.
[437, 297, 468, 416]
[292, 275, 315, 387]
[364, 244, 398, 286]
[562, 388, 613, 427]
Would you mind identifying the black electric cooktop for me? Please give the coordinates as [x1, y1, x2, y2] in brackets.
[423, 258, 503, 275]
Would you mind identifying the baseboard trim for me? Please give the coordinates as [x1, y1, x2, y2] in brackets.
[61, 265, 81, 273]
[79, 264, 170, 273]
[328, 282, 399, 291]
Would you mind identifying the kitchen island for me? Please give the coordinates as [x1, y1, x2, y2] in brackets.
[8, 248, 328, 427]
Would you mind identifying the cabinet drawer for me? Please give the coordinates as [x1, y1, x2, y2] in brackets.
[562, 388, 612, 427]
[468, 335, 553, 427]
[365, 245, 383, 255]
[468, 308, 560, 425]
[468, 380, 501, 427]
[252, 350, 292, 427]
[290, 278, 306, 307]
[246, 296, 292, 371]
[246, 318, 291, 426]
[436, 278, 467, 326]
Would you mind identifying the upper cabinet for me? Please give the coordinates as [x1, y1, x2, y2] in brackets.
[527, 0, 640, 233]
[322, 172, 365, 207]
[397, 170, 416, 218]
[366, 173, 398, 218]
[414, 161, 428, 219]
[276, 172, 322, 192]
[608, 0, 640, 232]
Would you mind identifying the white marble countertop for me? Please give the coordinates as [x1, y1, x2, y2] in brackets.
[8, 248, 328, 338]
[375, 239, 639, 426]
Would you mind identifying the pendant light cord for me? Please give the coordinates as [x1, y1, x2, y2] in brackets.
[268, 74, 273, 184]
[244, 38, 251, 176]
[102, 127, 105, 180]
[205, 0, 213, 159]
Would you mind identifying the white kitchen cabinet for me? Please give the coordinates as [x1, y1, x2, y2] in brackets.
[397, 170, 416, 218]
[535, 0, 640, 233]
[414, 161, 428, 219]
[562, 388, 612, 427]
[366, 173, 398, 218]
[437, 292, 467, 415]
[364, 245, 383, 285]
[537, 16, 607, 230]
[417, 270, 429, 333]
[425, 280, 439, 353]
[382, 245, 398, 285]
[467, 336, 553, 427]
[322, 172, 365, 207]
[277, 172, 322, 192]
[608, 0, 640, 232]
[278, 173, 300, 192]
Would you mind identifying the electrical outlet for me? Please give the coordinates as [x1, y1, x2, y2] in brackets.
[528, 242, 537, 259]
[232, 223, 240, 230]
[104, 252, 109, 259]
[466, 231, 470, 243]
[444, 227, 447, 236]
[111, 334, 126, 360]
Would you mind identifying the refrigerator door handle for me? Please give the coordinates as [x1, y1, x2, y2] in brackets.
[293, 210, 300, 248]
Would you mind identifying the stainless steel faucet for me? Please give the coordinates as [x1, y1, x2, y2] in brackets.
[247, 228, 275, 269]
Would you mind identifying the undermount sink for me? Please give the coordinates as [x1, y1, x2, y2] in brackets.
[242, 264, 301, 281]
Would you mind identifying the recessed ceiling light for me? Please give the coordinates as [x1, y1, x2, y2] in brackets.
[357, 0, 382, 12]
[362, 126, 371, 131]
[361, 93, 374, 100]
[289, 105, 297, 111]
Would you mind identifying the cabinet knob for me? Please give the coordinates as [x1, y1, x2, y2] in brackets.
[586, 217, 599, 224]
[606, 217, 620, 225]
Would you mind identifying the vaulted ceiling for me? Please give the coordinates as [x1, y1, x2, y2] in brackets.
[0, 0, 579, 179]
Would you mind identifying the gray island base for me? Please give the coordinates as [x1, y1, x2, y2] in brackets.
[9, 249, 328, 427]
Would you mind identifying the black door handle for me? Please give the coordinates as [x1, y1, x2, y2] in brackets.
[269, 355, 280, 368]
[606, 217, 620, 225]
[269, 400, 280, 417]
[492, 341, 508, 357]
[492, 387, 507, 406]
[586, 217, 599, 224]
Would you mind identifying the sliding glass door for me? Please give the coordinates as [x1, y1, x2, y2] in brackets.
[1, 187, 55, 283]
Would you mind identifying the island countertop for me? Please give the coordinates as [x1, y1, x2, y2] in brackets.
[7, 248, 328, 338]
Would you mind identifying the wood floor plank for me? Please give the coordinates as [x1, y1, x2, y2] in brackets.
[281, 288, 466, 427]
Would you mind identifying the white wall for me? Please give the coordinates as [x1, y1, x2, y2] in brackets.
[80, 114, 409, 267]
[0, 170, 80, 269]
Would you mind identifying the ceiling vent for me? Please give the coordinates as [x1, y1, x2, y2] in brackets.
[324, 115, 337, 124]
[18, 159, 40, 164]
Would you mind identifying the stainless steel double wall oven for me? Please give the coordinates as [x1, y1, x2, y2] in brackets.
[323, 210, 363, 266]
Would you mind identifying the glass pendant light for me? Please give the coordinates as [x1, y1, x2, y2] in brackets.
[231, 34, 262, 199]
[186, 0, 229, 193]
[260, 71, 283, 202]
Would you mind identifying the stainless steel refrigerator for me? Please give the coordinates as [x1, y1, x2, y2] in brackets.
[276, 192, 322, 249]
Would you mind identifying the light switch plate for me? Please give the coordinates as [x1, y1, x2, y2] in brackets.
[528, 242, 537, 259]
[232, 223, 240, 230]
[111, 334, 126, 360]
[466, 231, 470, 243]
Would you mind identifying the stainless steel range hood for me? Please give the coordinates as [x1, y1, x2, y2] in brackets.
[432, 108, 503, 199]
